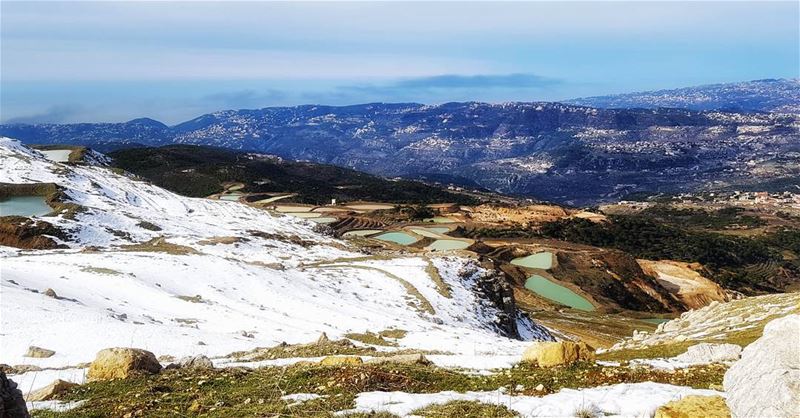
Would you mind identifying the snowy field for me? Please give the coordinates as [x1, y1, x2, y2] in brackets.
[0, 138, 548, 371]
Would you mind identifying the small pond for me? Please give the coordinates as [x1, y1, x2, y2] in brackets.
[286, 212, 322, 219]
[374, 232, 419, 245]
[39, 149, 72, 162]
[342, 229, 383, 238]
[309, 217, 337, 224]
[409, 228, 443, 238]
[525, 275, 595, 311]
[0, 196, 52, 217]
[275, 205, 315, 213]
[426, 239, 471, 251]
[511, 252, 553, 269]
[219, 194, 242, 201]
[642, 318, 670, 325]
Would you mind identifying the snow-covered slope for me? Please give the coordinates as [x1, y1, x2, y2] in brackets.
[0, 138, 549, 369]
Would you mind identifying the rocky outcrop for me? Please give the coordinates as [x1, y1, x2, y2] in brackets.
[87, 347, 162, 381]
[550, 250, 686, 313]
[521, 341, 595, 367]
[654, 395, 730, 418]
[0, 371, 28, 418]
[638, 260, 729, 309]
[25, 379, 79, 402]
[0, 216, 68, 250]
[611, 293, 800, 351]
[674, 343, 741, 365]
[724, 314, 800, 418]
[24, 346, 55, 358]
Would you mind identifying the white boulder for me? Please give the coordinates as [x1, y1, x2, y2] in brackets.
[674, 343, 742, 365]
[723, 314, 800, 418]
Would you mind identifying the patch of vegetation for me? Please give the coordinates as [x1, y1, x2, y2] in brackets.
[136, 220, 162, 231]
[537, 216, 797, 291]
[120, 237, 198, 255]
[231, 337, 378, 361]
[412, 401, 517, 418]
[80, 267, 124, 276]
[640, 205, 766, 229]
[344, 331, 398, 347]
[425, 259, 451, 297]
[31, 362, 726, 417]
[108, 145, 479, 205]
[175, 294, 205, 303]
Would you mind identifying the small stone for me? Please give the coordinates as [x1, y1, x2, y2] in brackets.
[319, 356, 362, 366]
[177, 355, 214, 370]
[43, 288, 58, 298]
[25, 346, 56, 358]
[535, 384, 545, 391]
[25, 379, 79, 401]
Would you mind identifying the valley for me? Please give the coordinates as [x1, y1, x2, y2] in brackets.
[1, 139, 798, 417]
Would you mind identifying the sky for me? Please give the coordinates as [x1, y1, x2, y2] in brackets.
[1, 1, 798, 124]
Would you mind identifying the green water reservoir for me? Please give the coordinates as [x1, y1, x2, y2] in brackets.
[375, 232, 419, 245]
[0, 196, 51, 217]
[525, 275, 594, 311]
[342, 229, 383, 238]
[426, 240, 471, 251]
[511, 252, 553, 269]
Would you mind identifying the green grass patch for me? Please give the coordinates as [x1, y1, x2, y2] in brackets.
[412, 401, 517, 418]
[30, 361, 726, 417]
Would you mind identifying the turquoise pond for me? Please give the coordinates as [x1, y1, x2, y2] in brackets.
[642, 318, 670, 325]
[309, 217, 337, 224]
[511, 252, 554, 269]
[426, 240, 471, 251]
[0, 196, 52, 217]
[524, 275, 595, 311]
[409, 228, 443, 238]
[342, 229, 383, 238]
[374, 232, 419, 245]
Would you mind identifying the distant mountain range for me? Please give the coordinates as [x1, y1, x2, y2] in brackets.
[566, 78, 800, 113]
[2, 79, 798, 205]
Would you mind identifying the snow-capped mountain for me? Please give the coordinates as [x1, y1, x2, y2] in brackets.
[0, 138, 549, 369]
[1, 80, 798, 205]
[566, 78, 800, 113]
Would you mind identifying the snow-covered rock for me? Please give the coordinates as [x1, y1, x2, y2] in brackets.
[724, 314, 800, 418]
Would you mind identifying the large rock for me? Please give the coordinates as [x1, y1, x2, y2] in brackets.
[24, 346, 55, 358]
[674, 343, 741, 365]
[0, 371, 29, 418]
[25, 379, 79, 402]
[654, 395, 730, 418]
[87, 347, 162, 381]
[724, 314, 800, 418]
[521, 341, 595, 367]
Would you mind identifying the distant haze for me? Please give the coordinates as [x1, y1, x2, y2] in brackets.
[1, 1, 798, 124]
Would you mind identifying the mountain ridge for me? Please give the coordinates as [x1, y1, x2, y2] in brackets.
[1, 79, 798, 205]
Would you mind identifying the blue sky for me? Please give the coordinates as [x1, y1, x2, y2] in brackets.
[1, 1, 798, 124]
